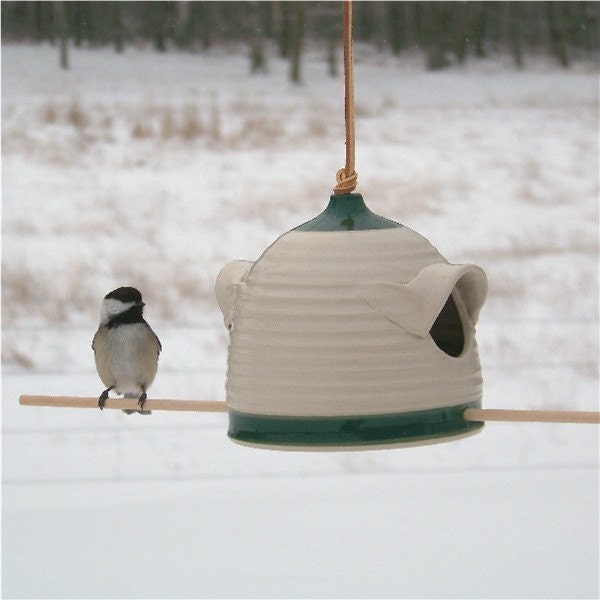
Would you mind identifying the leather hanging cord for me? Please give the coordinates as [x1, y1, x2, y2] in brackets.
[333, 0, 358, 195]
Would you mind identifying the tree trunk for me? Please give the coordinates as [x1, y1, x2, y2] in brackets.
[509, 1, 524, 68]
[372, 1, 386, 53]
[289, 2, 305, 84]
[452, 2, 471, 64]
[249, 1, 267, 74]
[151, 1, 172, 53]
[386, 1, 407, 56]
[193, 1, 214, 50]
[113, 1, 124, 53]
[277, 1, 293, 59]
[547, 1, 569, 67]
[327, 27, 339, 78]
[425, 2, 450, 70]
[471, 2, 488, 58]
[55, 1, 69, 70]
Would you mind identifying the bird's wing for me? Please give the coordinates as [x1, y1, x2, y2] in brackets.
[144, 321, 162, 355]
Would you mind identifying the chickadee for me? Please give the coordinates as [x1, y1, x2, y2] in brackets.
[92, 287, 161, 415]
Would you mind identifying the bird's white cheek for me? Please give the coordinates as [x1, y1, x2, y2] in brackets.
[100, 299, 134, 324]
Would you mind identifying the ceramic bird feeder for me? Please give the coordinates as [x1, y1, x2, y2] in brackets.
[216, 193, 488, 450]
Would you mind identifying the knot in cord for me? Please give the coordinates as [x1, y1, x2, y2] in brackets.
[333, 167, 358, 195]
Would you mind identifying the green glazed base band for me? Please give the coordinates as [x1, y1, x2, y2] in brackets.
[228, 401, 484, 448]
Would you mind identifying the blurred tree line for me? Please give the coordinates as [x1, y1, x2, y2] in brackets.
[2, 1, 599, 77]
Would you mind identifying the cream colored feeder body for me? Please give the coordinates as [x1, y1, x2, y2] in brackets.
[216, 194, 488, 450]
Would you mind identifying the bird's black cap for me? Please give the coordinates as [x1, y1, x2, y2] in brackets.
[105, 287, 143, 304]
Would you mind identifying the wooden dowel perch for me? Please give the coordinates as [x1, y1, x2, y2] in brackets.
[19, 395, 599, 424]
[463, 407, 600, 424]
[19, 395, 227, 413]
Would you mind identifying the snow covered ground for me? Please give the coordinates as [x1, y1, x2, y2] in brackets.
[2, 43, 599, 598]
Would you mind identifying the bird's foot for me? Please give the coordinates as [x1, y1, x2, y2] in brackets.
[120, 391, 151, 415]
[138, 391, 147, 410]
[98, 387, 112, 410]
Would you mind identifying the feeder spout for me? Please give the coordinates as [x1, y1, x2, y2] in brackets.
[357, 263, 487, 338]
[406, 263, 488, 329]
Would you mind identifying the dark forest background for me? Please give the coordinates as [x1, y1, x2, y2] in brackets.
[2, 1, 599, 78]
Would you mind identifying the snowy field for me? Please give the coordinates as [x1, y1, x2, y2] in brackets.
[2, 43, 599, 598]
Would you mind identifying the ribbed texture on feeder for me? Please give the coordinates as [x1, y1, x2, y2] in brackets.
[217, 227, 486, 419]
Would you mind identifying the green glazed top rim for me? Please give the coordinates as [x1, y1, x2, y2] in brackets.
[294, 194, 403, 232]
